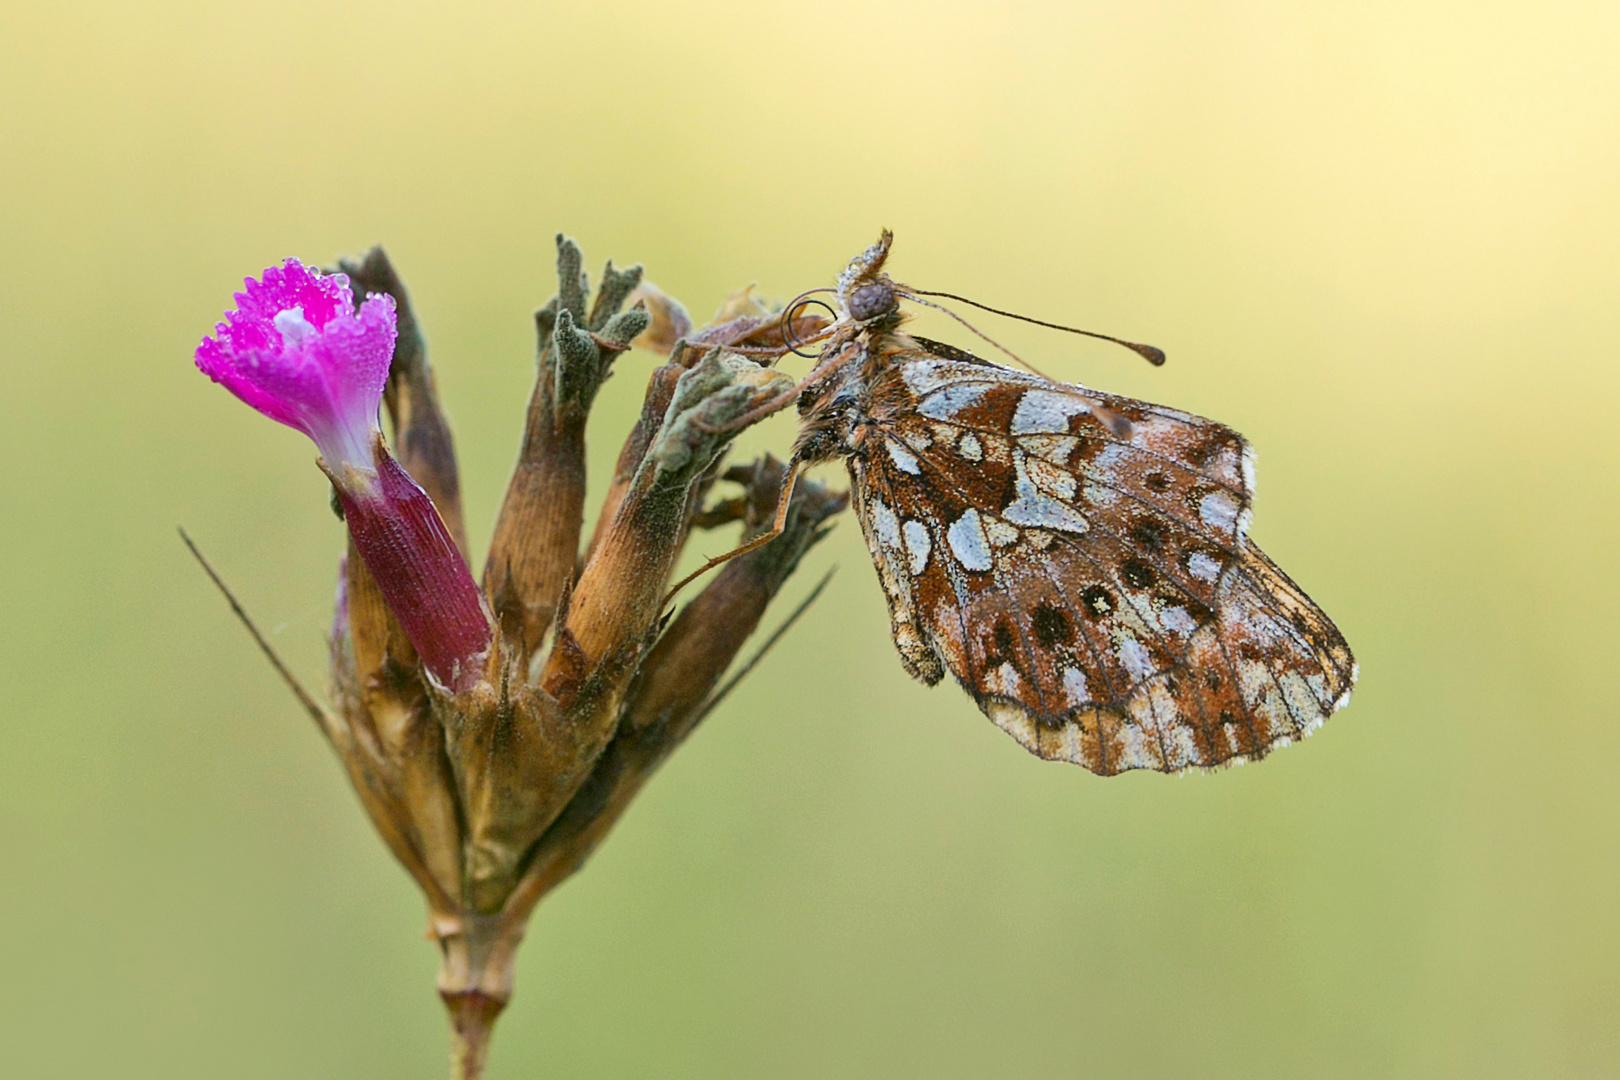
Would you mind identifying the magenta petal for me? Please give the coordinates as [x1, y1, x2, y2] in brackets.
[196, 258, 396, 471]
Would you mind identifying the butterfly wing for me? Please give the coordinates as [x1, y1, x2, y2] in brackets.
[849, 336, 1355, 774]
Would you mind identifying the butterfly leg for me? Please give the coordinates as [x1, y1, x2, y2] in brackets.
[687, 342, 855, 436]
[687, 381, 801, 436]
[661, 460, 803, 605]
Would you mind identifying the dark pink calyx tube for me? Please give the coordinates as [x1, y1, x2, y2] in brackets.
[333, 452, 490, 690]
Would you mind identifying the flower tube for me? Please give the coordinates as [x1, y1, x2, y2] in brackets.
[197, 259, 491, 690]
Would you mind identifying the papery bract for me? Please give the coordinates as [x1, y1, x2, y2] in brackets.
[196, 258, 396, 474]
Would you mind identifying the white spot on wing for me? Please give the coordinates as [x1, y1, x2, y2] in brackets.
[885, 438, 921, 474]
[919, 383, 991, 420]
[1082, 482, 1117, 507]
[1279, 671, 1320, 730]
[1117, 722, 1153, 770]
[900, 358, 951, 395]
[1235, 658, 1272, 703]
[1160, 715, 1196, 769]
[986, 662, 1024, 696]
[1003, 451, 1088, 533]
[1011, 389, 1088, 434]
[1005, 496, 1088, 533]
[1062, 666, 1089, 706]
[1060, 720, 1082, 762]
[946, 508, 993, 571]
[1199, 490, 1241, 531]
[1187, 552, 1222, 582]
[1117, 634, 1154, 681]
[1093, 444, 1128, 469]
[1024, 455, 1077, 500]
[1160, 606, 1196, 635]
[870, 499, 901, 549]
[957, 432, 982, 461]
[902, 519, 931, 575]
[1019, 434, 1077, 465]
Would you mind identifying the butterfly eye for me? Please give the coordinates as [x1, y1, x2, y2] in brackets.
[847, 280, 896, 322]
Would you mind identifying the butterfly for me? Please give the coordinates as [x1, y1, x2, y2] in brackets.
[686, 232, 1356, 774]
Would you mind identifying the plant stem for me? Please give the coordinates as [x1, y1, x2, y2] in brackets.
[435, 913, 520, 1080]
[445, 990, 503, 1080]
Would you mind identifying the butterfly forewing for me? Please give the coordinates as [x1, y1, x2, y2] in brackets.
[848, 336, 1354, 774]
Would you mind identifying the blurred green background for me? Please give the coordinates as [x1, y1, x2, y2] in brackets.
[3, 1, 1617, 1076]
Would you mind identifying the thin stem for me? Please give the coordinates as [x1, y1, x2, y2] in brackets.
[178, 527, 337, 741]
[445, 992, 501, 1080]
[694, 565, 836, 722]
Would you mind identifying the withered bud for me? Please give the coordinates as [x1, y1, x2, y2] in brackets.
[626, 279, 693, 355]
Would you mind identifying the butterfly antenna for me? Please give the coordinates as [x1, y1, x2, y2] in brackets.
[898, 292, 1057, 380]
[906, 289, 1165, 366]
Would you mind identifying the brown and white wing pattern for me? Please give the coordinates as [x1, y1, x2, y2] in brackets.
[848, 338, 1355, 775]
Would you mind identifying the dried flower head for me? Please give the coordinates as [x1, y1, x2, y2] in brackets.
[190, 239, 842, 1079]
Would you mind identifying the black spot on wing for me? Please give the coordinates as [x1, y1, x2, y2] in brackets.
[1081, 585, 1114, 617]
[1122, 559, 1156, 589]
[1130, 519, 1166, 552]
[1032, 603, 1073, 648]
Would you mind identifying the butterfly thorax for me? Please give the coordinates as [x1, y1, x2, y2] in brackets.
[792, 325, 918, 467]
[790, 226, 910, 466]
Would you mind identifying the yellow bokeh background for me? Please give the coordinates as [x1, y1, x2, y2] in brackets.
[3, 1, 1617, 1076]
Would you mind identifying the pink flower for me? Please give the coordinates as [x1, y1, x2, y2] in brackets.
[198, 259, 491, 691]
[196, 258, 394, 475]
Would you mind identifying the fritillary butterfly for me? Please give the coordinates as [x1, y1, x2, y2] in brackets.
[787, 232, 1356, 774]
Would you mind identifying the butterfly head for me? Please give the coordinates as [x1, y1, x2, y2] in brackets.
[836, 230, 901, 326]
